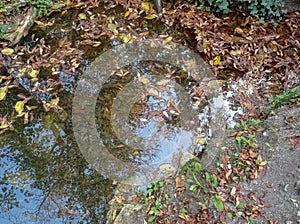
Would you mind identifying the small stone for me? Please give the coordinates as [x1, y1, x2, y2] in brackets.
[297, 211, 300, 217]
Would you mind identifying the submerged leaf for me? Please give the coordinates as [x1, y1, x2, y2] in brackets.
[137, 73, 149, 84]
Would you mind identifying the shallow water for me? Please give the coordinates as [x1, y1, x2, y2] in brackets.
[0, 5, 244, 223]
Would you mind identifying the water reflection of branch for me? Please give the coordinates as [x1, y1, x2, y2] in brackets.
[36, 181, 57, 214]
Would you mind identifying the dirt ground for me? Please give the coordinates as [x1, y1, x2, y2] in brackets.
[241, 105, 300, 223]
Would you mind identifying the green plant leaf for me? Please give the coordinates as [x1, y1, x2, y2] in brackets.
[213, 195, 224, 211]
[148, 215, 156, 222]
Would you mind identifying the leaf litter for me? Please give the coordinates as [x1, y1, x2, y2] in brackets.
[0, 0, 299, 223]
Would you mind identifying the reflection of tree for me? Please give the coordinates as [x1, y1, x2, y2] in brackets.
[0, 111, 114, 223]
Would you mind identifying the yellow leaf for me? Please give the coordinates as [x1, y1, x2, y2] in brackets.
[92, 41, 101, 47]
[0, 86, 8, 101]
[137, 73, 149, 84]
[108, 23, 118, 35]
[0, 120, 9, 129]
[148, 88, 159, 96]
[50, 98, 59, 106]
[165, 36, 173, 43]
[61, 10, 68, 16]
[28, 69, 39, 78]
[78, 13, 87, 20]
[144, 220, 147, 224]
[1, 48, 14, 55]
[141, 2, 150, 11]
[17, 67, 26, 78]
[144, 14, 157, 20]
[166, 9, 176, 15]
[124, 10, 131, 18]
[163, 44, 173, 50]
[119, 33, 133, 43]
[15, 101, 25, 114]
[229, 50, 241, 56]
[213, 56, 221, 65]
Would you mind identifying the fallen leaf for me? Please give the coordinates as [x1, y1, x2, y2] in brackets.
[213, 55, 221, 65]
[78, 13, 87, 20]
[15, 101, 25, 114]
[141, 2, 150, 11]
[165, 36, 173, 43]
[1, 48, 14, 55]
[0, 86, 8, 101]
[144, 14, 157, 20]
[289, 135, 300, 150]
[137, 73, 149, 84]
[28, 69, 39, 78]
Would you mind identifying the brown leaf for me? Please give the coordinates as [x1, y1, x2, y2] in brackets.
[289, 135, 300, 150]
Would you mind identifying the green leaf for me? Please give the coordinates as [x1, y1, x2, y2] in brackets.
[236, 202, 245, 210]
[194, 162, 201, 173]
[213, 195, 224, 211]
[148, 215, 156, 222]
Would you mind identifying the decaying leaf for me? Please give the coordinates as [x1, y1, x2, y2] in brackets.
[289, 135, 300, 150]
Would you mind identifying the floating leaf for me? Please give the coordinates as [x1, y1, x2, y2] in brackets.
[137, 73, 149, 84]
[213, 56, 221, 65]
[78, 13, 87, 20]
[0, 86, 8, 101]
[28, 69, 39, 78]
[148, 88, 159, 96]
[213, 195, 224, 211]
[1, 48, 14, 55]
[144, 14, 157, 20]
[15, 101, 25, 114]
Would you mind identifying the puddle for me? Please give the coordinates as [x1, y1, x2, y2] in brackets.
[0, 4, 245, 223]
